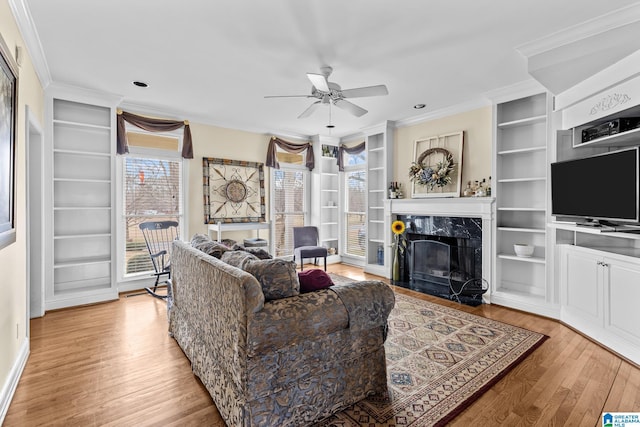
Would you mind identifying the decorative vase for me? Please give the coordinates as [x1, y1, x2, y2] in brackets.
[392, 242, 400, 282]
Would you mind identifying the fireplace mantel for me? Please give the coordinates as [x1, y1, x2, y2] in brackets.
[384, 197, 495, 303]
[385, 197, 495, 220]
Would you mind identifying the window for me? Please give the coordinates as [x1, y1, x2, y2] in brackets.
[345, 168, 366, 258]
[119, 133, 184, 278]
[272, 166, 308, 258]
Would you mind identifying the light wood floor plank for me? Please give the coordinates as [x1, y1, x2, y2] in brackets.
[5, 263, 639, 426]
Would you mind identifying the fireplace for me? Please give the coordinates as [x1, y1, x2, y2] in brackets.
[397, 216, 486, 305]
[385, 198, 495, 306]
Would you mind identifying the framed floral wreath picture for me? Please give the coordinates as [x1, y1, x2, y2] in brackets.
[203, 157, 265, 223]
[409, 131, 463, 198]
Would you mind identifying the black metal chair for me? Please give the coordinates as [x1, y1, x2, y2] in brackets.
[139, 220, 179, 299]
[293, 226, 327, 271]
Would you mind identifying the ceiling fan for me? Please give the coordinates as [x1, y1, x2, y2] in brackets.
[265, 66, 388, 119]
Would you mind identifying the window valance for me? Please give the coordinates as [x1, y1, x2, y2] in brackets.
[266, 136, 314, 171]
[337, 141, 365, 171]
[116, 110, 194, 159]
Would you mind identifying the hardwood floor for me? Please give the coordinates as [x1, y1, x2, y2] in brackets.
[5, 263, 639, 426]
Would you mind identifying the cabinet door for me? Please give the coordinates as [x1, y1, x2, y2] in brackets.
[560, 247, 603, 327]
[605, 256, 640, 345]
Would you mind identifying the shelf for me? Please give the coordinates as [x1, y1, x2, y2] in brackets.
[369, 206, 384, 210]
[497, 115, 546, 129]
[54, 257, 112, 268]
[549, 222, 640, 240]
[54, 233, 111, 240]
[497, 146, 546, 155]
[369, 189, 385, 193]
[53, 148, 111, 157]
[369, 220, 384, 224]
[321, 189, 338, 193]
[54, 119, 110, 131]
[369, 239, 384, 243]
[320, 237, 338, 242]
[54, 178, 111, 184]
[322, 172, 338, 177]
[54, 206, 112, 211]
[498, 207, 546, 212]
[322, 156, 338, 160]
[369, 147, 384, 153]
[498, 227, 546, 234]
[497, 177, 546, 183]
[322, 222, 338, 226]
[498, 254, 546, 264]
[369, 167, 384, 171]
[573, 127, 640, 149]
[321, 205, 338, 209]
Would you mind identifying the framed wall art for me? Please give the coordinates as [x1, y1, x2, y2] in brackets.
[409, 131, 464, 198]
[203, 157, 266, 224]
[0, 33, 18, 250]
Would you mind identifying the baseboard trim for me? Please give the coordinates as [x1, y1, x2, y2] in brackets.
[0, 339, 30, 424]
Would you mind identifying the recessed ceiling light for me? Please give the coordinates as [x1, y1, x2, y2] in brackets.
[132, 81, 149, 88]
[414, 104, 426, 109]
[326, 124, 335, 129]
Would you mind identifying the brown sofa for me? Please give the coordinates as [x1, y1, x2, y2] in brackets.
[168, 239, 395, 426]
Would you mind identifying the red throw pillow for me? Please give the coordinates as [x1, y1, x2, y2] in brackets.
[298, 269, 334, 293]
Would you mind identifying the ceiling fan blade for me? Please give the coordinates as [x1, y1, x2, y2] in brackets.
[298, 101, 322, 119]
[333, 99, 368, 117]
[340, 85, 388, 98]
[307, 73, 330, 92]
[264, 95, 312, 98]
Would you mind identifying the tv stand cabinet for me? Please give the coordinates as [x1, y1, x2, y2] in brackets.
[552, 223, 640, 365]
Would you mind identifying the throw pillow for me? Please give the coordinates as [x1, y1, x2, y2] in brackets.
[243, 259, 300, 301]
[298, 269, 334, 293]
[190, 234, 231, 259]
[221, 250, 259, 269]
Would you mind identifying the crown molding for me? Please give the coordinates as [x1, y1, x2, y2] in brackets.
[394, 98, 490, 129]
[8, 0, 51, 88]
[516, 3, 640, 58]
[483, 79, 548, 104]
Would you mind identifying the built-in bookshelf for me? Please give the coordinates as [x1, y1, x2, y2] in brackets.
[46, 92, 117, 310]
[492, 92, 555, 317]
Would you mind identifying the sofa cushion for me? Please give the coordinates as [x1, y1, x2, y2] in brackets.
[231, 243, 272, 260]
[247, 289, 348, 355]
[221, 250, 259, 269]
[244, 258, 300, 301]
[298, 269, 334, 293]
[191, 234, 231, 259]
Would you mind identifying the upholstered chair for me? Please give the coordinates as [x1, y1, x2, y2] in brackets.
[293, 226, 327, 271]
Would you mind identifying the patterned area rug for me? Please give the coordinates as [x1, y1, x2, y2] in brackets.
[317, 273, 548, 427]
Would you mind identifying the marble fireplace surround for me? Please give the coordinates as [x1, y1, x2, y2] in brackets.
[384, 198, 496, 303]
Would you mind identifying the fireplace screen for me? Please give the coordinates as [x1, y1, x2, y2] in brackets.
[410, 239, 480, 296]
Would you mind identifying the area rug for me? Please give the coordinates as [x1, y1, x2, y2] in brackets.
[316, 274, 548, 427]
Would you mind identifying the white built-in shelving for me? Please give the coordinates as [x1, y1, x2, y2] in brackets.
[364, 122, 394, 277]
[45, 90, 118, 310]
[492, 92, 556, 316]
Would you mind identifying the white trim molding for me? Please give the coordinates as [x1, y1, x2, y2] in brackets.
[0, 340, 29, 425]
[8, 0, 52, 88]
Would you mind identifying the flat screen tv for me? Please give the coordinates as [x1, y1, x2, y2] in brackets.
[551, 147, 640, 224]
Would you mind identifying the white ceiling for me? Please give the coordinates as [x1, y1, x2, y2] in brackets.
[19, 0, 640, 138]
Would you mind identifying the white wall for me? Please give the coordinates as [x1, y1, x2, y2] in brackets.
[0, 0, 44, 415]
[393, 106, 493, 195]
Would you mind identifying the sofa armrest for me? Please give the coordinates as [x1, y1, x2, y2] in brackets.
[330, 280, 395, 331]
